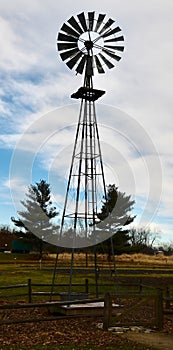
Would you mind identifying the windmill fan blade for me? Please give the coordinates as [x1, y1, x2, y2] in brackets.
[58, 42, 78, 51]
[77, 12, 88, 32]
[94, 14, 106, 32]
[104, 35, 124, 43]
[60, 47, 79, 61]
[57, 32, 78, 43]
[76, 55, 87, 74]
[57, 13, 124, 73]
[104, 45, 124, 52]
[61, 23, 80, 39]
[68, 16, 83, 34]
[88, 12, 95, 31]
[103, 48, 121, 61]
[102, 26, 121, 38]
[99, 53, 114, 69]
[99, 18, 115, 35]
[66, 52, 83, 70]
[95, 55, 105, 73]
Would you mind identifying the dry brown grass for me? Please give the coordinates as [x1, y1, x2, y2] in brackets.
[116, 253, 173, 265]
[47, 252, 173, 266]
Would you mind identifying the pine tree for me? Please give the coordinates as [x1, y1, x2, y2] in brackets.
[11, 180, 59, 258]
[96, 184, 136, 255]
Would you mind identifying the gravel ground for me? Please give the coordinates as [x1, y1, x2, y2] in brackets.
[0, 313, 134, 348]
[0, 303, 173, 349]
[0, 275, 173, 349]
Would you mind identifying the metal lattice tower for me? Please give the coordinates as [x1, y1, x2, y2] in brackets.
[51, 11, 124, 299]
[60, 80, 107, 243]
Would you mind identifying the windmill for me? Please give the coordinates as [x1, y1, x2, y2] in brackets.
[51, 12, 124, 299]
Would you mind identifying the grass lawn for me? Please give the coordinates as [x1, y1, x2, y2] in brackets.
[0, 252, 173, 302]
[0, 253, 171, 350]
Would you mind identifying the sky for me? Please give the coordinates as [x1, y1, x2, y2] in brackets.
[0, 0, 173, 245]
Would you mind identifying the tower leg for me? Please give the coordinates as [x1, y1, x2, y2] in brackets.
[51, 75, 108, 301]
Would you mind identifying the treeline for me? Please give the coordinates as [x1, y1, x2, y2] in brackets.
[0, 225, 172, 257]
[0, 179, 171, 258]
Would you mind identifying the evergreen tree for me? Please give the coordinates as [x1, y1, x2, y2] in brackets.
[97, 184, 135, 229]
[11, 180, 59, 258]
[96, 184, 136, 256]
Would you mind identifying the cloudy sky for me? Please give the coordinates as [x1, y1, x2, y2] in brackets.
[0, 0, 172, 244]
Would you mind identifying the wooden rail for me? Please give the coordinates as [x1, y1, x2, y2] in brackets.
[0, 297, 104, 325]
[0, 278, 173, 301]
[0, 280, 172, 329]
[103, 289, 165, 331]
[0, 291, 168, 329]
[0, 278, 144, 302]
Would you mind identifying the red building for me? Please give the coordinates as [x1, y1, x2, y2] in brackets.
[0, 227, 15, 252]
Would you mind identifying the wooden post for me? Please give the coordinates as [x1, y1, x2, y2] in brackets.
[85, 278, 89, 294]
[165, 286, 170, 309]
[94, 250, 99, 298]
[139, 278, 142, 294]
[28, 279, 32, 303]
[103, 292, 112, 331]
[85, 252, 88, 267]
[155, 288, 163, 330]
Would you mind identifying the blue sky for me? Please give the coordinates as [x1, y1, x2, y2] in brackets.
[0, 0, 173, 244]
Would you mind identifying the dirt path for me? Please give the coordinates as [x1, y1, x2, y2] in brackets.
[124, 332, 173, 350]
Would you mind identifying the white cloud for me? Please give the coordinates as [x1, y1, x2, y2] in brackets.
[0, 0, 172, 240]
[0, 17, 38, 72]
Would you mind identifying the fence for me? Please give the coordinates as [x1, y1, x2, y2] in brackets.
[0, 278, 160, 302]
[0, 297, 104, 325]
[0, 281, 173, 329]
[103, 289, 164, 331]
[0, 278, 91, 303]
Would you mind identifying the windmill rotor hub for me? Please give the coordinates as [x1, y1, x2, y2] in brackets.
[84, 40, 93, 51]
[78, 31, 104, 55]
